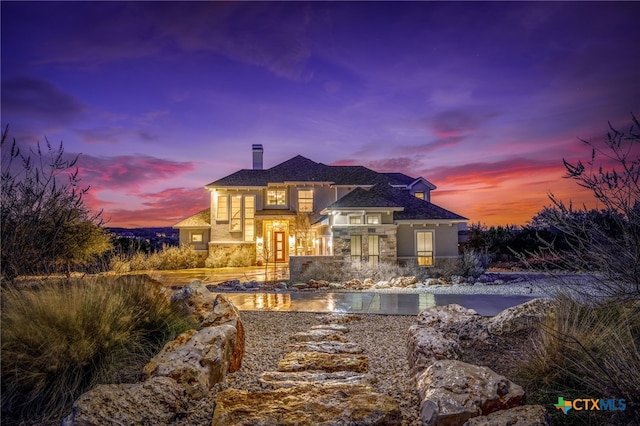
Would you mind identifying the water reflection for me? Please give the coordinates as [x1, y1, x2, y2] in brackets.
[220, 292, 537, 316]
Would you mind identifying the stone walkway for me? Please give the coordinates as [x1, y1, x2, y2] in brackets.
[212, 314, 402, 425]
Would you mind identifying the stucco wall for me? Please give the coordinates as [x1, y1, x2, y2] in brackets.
[179, 228, 210, 251]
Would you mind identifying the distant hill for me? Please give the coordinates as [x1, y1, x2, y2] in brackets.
[107, 227, 179, 251]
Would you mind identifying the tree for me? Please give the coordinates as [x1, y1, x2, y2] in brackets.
[1, 126, 112, 281]
[533, 114, 640, 301]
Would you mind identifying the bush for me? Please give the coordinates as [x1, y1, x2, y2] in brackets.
[110, 244, 201, 272]
[516, 295, 640, 425]
[228, 247, 253, 267]
[455, 249, 490, 279]
[205, 248, 229, 268]
[1, 128, 112, 281]
[298, 260, 434, 283]
[0, 275, 195, 422]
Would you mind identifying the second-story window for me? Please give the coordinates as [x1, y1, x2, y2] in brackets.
[298, 189, 313, 212]
[267, 188, 286, 206]
[414, 192, 425, 200]
[217, 195, 228, 221]
[349, 215, 363, 224]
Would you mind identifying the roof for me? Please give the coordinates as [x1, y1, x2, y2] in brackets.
[173, 208, 210, 228]
[207, 155, 387, 188]
[325, 184, 467, 221]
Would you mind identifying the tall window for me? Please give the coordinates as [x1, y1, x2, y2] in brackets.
[350, 235, 362, 262]
[230, 195, 242, 231]
[244, 195, 255, 242]
[217, 195, 228, 221]
[414, 192, 425, 200]
[298, 189, 313, 212]
[416, 231, 434, 266]
[368, 235, 379, 265]
[267, 188, 286, 206]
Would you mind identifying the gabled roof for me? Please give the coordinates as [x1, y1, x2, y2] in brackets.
[324, 184, 467, 221]
[173, 208, 210, 228]
[207, 155, 387, 188]
[383, 172, 436, 190]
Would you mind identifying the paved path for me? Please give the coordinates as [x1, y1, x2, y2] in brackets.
[220, 292, 536, 316]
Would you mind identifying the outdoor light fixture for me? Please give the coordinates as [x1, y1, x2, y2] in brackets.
[256, 237, 264, 245]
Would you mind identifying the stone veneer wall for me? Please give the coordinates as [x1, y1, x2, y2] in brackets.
[289, 255, 342, 282]
[208, 243, 257, 266]
[331, 227, 397, 263]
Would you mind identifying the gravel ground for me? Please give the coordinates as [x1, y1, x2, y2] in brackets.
[175, 311, 420, 425]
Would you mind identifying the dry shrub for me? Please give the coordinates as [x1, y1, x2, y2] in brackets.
[205, 248, 228, 268]
[0, 275, 195, 423]
[228, 247, 253, 267]
[516, 294, 640, 425]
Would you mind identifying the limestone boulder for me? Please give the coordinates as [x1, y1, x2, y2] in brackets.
[171, 279, 215, 323]
[277, 351, 368, 373]
[212, 384, 401, 425]
[62, 376, 187, 426]
[144, 324, 237, 398]
[407, 325, 462, 374]
[487, 298, 555, 336]
[202, 294, 245, 372]
[290, 328, 350, 343]
[259, 370, 370, 388]
[286, 341, 364, 354]
[417, 360, 525, 426]
[463, 405, 551, 426]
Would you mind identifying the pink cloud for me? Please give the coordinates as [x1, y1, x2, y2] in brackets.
[100, 187, 209, 228]
[77, 154, 197, 192]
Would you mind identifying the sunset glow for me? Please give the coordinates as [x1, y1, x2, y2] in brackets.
[2, 2, 638, 228]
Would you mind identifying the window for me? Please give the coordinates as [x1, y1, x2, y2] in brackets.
[350, 235, 362, 262]
[298, 189, 313, 212]
[349, 215, 362, 224]
[414, 192, 425, 200]
[230, 195, 242, 231]
[416, 231, 434, 266]
[244, 195, 255, 242]
[217, 195, 228, 221]
[368, 235, 379, 265]
[267, 188, 286, 206]
[366, 215, 380, 224]
[191, 232, 203, 243]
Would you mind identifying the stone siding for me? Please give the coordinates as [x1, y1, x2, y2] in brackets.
[331, 227, 397, 263]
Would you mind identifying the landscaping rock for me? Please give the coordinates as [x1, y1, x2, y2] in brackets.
[415, 304, 486, 341]
[144, 324, 237, 398]
[259, 370, 370, 388]
[286, 340, 364, 354]
[202, 294, 245, 372]
[62, 376, 187, 426]
[417, 360, 525, 426]
[290, 328, 350, 342]
[277, 351, 369, 373]
[463, 405, 551, 426]
[212, 384, 401, 425]
[487, 298, 554, 336]
[318, 313, 362, 324]
[407, 326, 462, 374]
[310, 323, 349, 332]
[171, 279, 215, 323]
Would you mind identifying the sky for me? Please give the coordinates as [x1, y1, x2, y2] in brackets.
[2, 1, 639, 228]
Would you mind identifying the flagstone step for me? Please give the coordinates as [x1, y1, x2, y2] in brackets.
[212, 384, 401, 425]
[277, 351, 369, 373]
[286, 340, 364, 354]
[259, 370, 370, 388]
[289, 329, 350, 342]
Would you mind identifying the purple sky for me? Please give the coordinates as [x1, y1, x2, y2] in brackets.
[2, 1, 639, 227]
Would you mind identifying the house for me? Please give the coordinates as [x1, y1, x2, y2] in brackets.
[174, 144, 467, 271]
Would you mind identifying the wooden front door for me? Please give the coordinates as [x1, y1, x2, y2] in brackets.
[274, 232, 285, 262]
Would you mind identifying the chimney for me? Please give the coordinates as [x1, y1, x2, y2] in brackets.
[252, 144, 263, 170]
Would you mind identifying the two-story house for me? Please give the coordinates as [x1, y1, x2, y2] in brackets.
[174, 144, 467, 268]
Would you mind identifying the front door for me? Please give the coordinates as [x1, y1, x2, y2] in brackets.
[274, 232, 285, 262]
